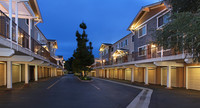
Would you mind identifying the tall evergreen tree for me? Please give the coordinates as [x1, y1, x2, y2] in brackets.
[154, 0, 200, 62]
[64, 57, 74, 72]
[72, 22, 94, 76]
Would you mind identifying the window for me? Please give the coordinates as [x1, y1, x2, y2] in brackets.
[121, 42, 123, 47]
[132, 36, 134, 42]
[111, 47, 114, 52]
[125, 39, 128, 46]
[138, 25, 147, 38]
[158, 12, 170, 28]
[37, 33, 41, 41]
[138, 46, 146, 56]
[26, 19, 29, 25]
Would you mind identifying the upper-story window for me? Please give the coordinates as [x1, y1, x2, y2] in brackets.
[138, 45, 147, 56]
[138, 25, 147, 38]
[121, 42, 123, 47]
[37, 33, 41, 41]
[125, 39, 128, 46]
[26, 19, 29, 26]
[158, 12, 170, 28]
[111, 47, 114, 52]
[132, 36, 134, 42]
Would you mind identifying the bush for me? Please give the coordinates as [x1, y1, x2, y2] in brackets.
[78, 76, 92, 80]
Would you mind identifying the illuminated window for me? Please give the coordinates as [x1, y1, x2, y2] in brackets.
[138, 46, 146, 56]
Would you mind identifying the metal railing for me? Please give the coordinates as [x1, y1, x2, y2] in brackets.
[99, 47, 182, 66]
[0, 10, 58, 65]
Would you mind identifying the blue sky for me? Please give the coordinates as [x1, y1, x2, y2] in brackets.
[37, 0, 160, 60]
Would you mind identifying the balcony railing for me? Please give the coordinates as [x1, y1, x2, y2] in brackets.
[99, 47, 182, 67]
[0, 10, 57, 65]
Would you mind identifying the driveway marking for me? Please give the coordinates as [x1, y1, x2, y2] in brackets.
[47, 79, 61, 90]
[94, 78, 153, 108]
[90, 84, 100, 90]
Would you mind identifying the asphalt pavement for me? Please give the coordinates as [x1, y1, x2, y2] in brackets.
[0, 75, 141, 108]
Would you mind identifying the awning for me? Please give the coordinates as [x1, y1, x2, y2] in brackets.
[112, 48, 129, 57]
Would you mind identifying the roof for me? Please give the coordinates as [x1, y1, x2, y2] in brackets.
[127, 1, 164, 30]
[99, 43, 112, 51]
[102, 43, 112, 46]
[47, 39, 57, 42]
[57, 55, 63, 58]
[47, 39, 58, 49]
[29, 0, 43, 23]
[113, 33, 133, 45]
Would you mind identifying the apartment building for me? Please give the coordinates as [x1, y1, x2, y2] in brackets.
[94, 1, 200, 91]
[0, 0, 64, 89]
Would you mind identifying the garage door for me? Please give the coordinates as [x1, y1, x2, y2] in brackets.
[188, 67, 200, 90]
[125, 69, 131, 81]
[99, 70, 102, 77]
[12, 65, 20, 83]
[0, 64, 4, 86]
[148, 68, 156, 84]
[162, 67, 176, 87]
[134, 68, 144, 82]
[109, 69, 114, 78]
[114, 69, 118, 78]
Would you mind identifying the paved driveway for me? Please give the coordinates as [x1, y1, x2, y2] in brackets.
[106, 78, 200, 108]
[0, 75, 141, 108]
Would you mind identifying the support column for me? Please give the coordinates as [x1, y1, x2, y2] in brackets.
[186, 66, 188, 89]
[28, 19, 32, 49]
[35, 65, 38, 81]
[4, 63, 7, 86]
[15, 1, 19, 48]
[50, 68, 53, 77]
[131, 68, 134, 82]
[145, 67, 149, 85]
[19, 65, 21, 82]
[161, 68, 163, 86]
[7, 61, 12, 89]
[167, 66, 172, 88]
[25, 63, 29, 84]
[9, 0, 13, 48]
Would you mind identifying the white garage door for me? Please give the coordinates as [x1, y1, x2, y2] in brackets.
[188, 67, 200, 90]
[12, 65, 20, 83]
[125, 69, 131, 81]
[148, 68, 156, 84]
[0, 64, 4, 86]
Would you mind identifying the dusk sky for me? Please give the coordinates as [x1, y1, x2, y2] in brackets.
[37, 0, 160, 60]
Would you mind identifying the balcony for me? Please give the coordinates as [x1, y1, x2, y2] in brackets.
[96, 47, 183, 67]
[0, 10, 57, 65]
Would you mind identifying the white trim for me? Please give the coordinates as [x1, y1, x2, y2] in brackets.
[156, 10, 171, 29]
[138, 24, 147, 38]
[134, 8, 168, 30]
[138, 45, 147, 57]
